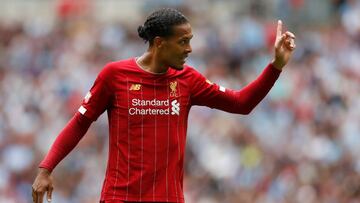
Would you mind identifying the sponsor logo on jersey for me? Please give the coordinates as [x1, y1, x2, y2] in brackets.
[129, 84, 141, 91]
[169, 81, 178, 97]
[171, 100, 180, 115]
[128, 98, 180, 116]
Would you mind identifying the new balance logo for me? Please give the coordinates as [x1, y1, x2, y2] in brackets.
[129, 84, 141, 91]
[171, 100, 180, 115]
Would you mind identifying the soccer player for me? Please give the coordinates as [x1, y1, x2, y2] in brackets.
[32, 8, 296, 203]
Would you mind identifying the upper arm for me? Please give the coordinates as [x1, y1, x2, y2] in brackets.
[189, 68, 227, 108]
[78, 64, 114, 121]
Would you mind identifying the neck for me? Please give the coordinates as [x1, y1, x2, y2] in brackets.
[136, 51, 168, 74]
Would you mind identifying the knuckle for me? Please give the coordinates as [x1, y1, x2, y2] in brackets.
[35, 187, 45, 193]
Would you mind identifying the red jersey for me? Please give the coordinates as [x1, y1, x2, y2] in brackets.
[40, 58, 281, 203]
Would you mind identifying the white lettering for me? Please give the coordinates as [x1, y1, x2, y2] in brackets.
[128, 107, 171, 115]
[132, 98, 169, 106]
[128, 99, 178, 116]
[129, 108, 136, 115]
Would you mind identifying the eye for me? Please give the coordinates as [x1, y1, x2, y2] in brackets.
[179, 40, 187, 45]
[179, 38, 191, 46]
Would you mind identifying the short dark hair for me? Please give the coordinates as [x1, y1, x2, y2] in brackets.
[137, 8, 188, 45]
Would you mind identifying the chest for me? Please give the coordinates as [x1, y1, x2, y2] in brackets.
[111, 77, 191, 123]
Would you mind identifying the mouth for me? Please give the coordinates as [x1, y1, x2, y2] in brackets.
[181, 55, 188, 64]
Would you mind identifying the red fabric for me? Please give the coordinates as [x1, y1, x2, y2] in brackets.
[39, 112, 92, 172]
[190, 63, 280, 114]
[40, 58, 280, 202]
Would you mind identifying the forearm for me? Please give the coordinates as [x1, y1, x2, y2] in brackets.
[223, 63, 281, 114]
[39, 112, 92, 172]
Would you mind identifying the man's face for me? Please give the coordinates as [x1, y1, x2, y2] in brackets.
[159, 23, 193, 70]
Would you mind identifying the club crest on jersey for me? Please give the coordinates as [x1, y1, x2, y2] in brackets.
[170, 81, 178, 97]
[130, 84, 141, 91]
[84, 92, 92, 103]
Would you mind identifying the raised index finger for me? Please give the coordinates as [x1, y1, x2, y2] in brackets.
[276, 20, 283, 39]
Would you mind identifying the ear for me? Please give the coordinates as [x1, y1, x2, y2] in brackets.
[153, 36, 165, 49]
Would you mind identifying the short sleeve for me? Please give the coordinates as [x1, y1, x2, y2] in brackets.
[78, 65, 113, 121]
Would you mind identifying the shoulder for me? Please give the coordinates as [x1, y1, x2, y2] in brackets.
[98, 58, 135, 79]
[181, 64, 198, 74]
[181, 64, 205, 78]
[107, 58, 135, 68]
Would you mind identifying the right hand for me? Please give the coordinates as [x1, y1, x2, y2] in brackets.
[32, 168, 54, 203]
[272, 20, 296, 70]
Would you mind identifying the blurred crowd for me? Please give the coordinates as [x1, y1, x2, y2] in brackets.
[1, 0, 360, 202]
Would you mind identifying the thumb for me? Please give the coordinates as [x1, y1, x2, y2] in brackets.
[47, 186, 53, 202]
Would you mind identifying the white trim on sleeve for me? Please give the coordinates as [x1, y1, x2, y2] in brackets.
[78, 106, 87, 115]
[219, 86, 226, 92]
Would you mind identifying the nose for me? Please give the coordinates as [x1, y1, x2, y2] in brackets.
[185, 44, 192, 54]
